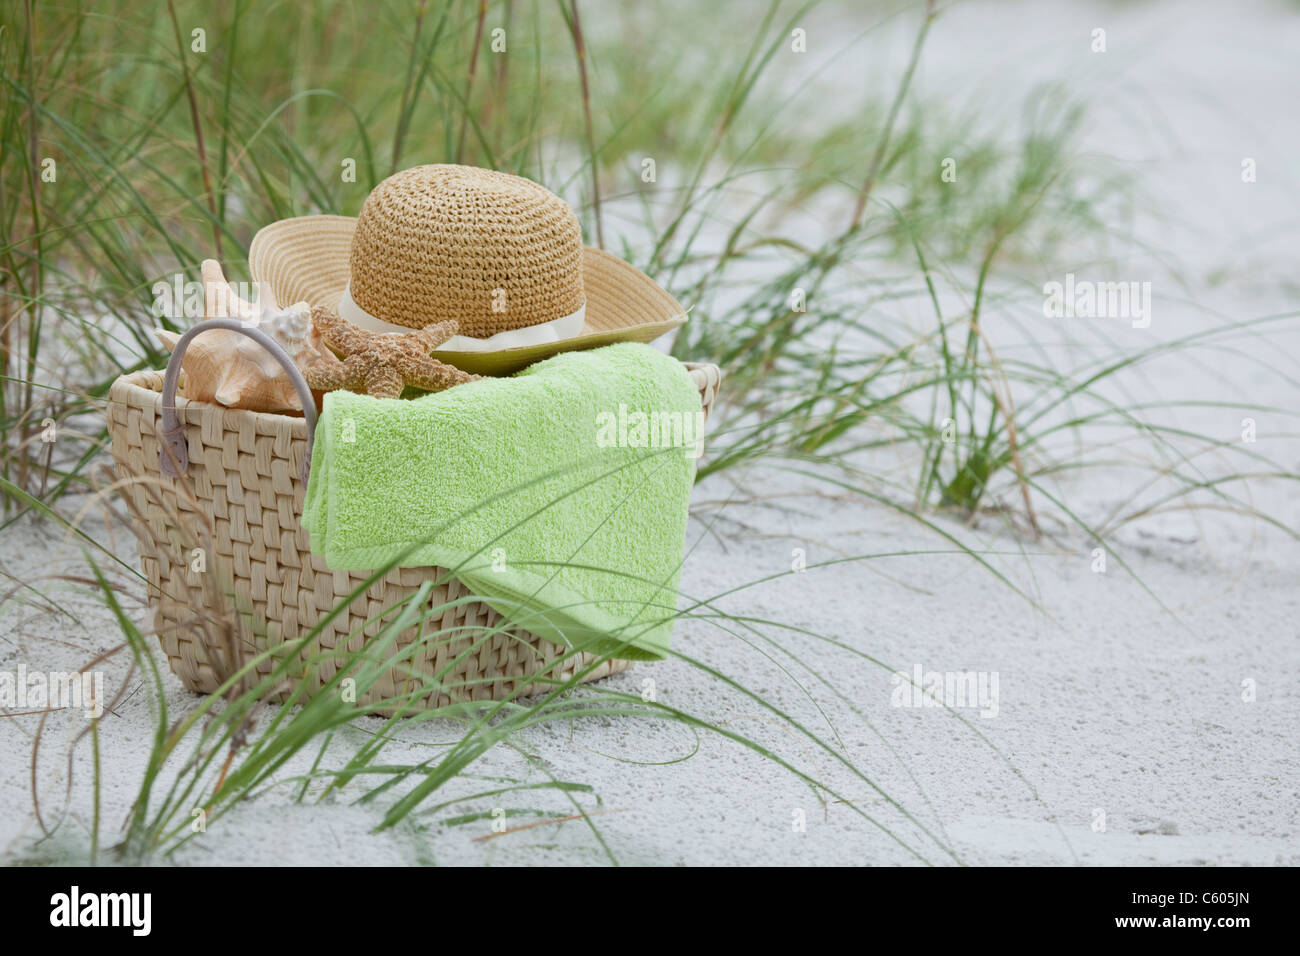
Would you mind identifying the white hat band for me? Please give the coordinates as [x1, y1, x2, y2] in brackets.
[338, 281, 586, 353]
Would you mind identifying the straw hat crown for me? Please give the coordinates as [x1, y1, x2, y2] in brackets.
[348, 164, 586, 337]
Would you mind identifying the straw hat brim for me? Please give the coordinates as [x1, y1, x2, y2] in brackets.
[248, 215, 687, 376]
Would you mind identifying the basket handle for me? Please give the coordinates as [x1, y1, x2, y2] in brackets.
[158, 318, 319, 484]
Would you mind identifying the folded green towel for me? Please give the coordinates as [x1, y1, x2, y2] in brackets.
[301, 342, 702, 660]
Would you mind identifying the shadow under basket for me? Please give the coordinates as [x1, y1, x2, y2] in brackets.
[105, 355, 722, 711]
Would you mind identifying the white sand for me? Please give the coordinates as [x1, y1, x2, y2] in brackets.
[2, 0, 1297, 864]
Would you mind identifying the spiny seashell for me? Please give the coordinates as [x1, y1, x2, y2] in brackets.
[201, 258, 263, 324]
[200, 259, 322, 365]
[153, 260, 325, 413]
[259, 302, 320, 369]
[155, 326, 307, 413]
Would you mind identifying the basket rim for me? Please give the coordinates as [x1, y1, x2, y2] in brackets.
[109, 360, 721, 423]
[109, 368, 311, 438]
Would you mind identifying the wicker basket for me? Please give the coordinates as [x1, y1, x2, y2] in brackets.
[105, 321, 722, 709]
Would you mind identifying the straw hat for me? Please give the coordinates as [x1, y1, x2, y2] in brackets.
[249, 164, 687, 375]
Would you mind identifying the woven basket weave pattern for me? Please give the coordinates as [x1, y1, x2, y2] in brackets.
[350, 165, 586, 337]
[106, 363, 721, 709]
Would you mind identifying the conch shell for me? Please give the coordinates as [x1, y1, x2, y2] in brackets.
[155, 260, 326, 413]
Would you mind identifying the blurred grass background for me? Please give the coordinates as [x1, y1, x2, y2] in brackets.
[2, 0, 1137, 516]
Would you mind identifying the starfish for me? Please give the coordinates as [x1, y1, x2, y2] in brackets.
[303, 308, 482, 399]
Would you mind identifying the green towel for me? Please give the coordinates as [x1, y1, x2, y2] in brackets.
[301, 343, 702, 660]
